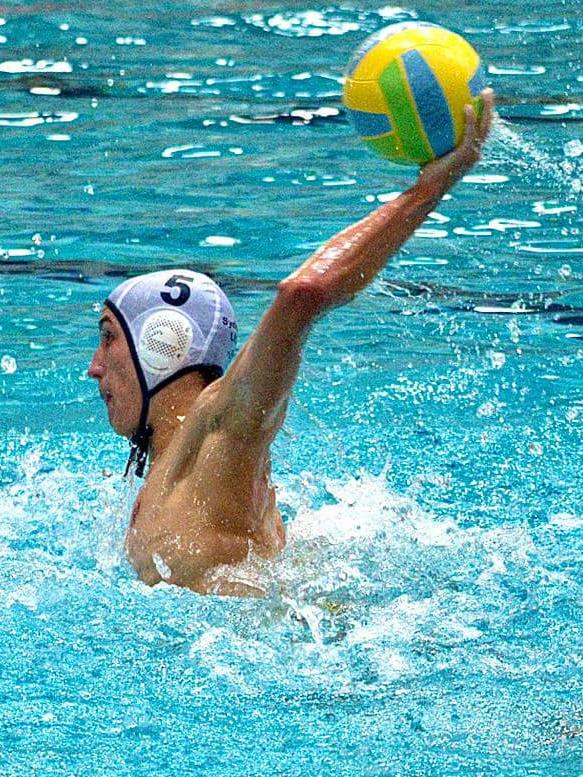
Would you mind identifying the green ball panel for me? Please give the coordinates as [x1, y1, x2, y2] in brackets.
[378, 59, 433, 164]
[365, 134, 403, 161]
[472, 95, 484, 122]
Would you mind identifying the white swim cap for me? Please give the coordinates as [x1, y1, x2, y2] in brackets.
[104, 269, 237, 475]
[106, 269, 237, 392]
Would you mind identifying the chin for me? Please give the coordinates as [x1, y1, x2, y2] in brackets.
[108, 409, 137, 439]
[115, 424, 137, 440]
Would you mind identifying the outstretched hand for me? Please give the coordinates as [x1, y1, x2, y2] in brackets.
[417, 88, 495, 195]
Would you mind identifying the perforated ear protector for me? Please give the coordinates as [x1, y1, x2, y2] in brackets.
[137, 309, 195, 375]
[104, 270, 237, 476]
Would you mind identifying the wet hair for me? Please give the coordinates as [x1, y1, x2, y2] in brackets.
[194, 365, 223, 386]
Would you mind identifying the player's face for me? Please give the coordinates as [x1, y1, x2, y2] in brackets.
[88, 309, 142, 438]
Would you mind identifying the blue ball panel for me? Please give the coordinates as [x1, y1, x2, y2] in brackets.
[469, 64, 487, 96]
[347, 107, 393, 137]
[402, 49, 454, 158]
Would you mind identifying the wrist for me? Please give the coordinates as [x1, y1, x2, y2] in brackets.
[412, 172, 450, 206]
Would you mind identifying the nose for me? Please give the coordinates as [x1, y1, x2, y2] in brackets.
[88, 346, 105, 379]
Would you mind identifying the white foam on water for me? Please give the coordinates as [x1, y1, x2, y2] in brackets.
[0, 438, 579, 709]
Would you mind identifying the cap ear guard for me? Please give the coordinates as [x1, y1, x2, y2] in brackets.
[137, 309, 194, 376]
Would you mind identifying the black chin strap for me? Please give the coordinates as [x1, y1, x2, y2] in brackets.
[124, 396, 152, 479]
[125, 424, 153, 478]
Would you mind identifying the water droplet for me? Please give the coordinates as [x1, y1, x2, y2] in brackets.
[564, 139, 583, 158]
[487, 350, 506, 369]
[152, 552, 172, 580]
[1, 354, 17, 374]
[508, 320, 521, 343]
[528, 441, 543, 456]
[477, 399, 505, 418]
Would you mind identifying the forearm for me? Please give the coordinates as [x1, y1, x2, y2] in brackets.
[281, 176, 448, 308]
[283, 90, 495, 310]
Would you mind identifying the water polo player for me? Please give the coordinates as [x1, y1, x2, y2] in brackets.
[88, 89, 494, 595]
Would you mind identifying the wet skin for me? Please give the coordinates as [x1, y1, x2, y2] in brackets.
[89, 311, 285, 596]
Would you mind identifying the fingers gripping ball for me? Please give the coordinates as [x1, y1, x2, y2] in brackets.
[343, 22, 487, 165]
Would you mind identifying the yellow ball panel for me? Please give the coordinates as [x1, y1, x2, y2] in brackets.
[350, 25, 468, 81]
[343, 77, 389, 116]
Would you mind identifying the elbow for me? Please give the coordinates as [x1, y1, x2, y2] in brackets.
[277, 276, 329, 324]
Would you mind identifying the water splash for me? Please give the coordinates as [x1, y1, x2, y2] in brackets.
[493, 119, 581, 194]
[0, 431, 581, 771]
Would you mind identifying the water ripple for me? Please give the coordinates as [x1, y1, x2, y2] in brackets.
[244, 10, 373, 38]
[476, 218, 542, 232]
[462, 174, 510, 184]
[0, 59, 72, 74]
[189, 16, 237, 29]
[142, 72, 342, 101]
[517, 240, 583, 255]
[488, 65, 547, 76]
[0, 111, 78, 127]
[496, 21, 572, 34]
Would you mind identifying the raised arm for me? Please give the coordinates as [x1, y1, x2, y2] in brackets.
[216, 90, 494, 439]
[283, 91, 494, 305]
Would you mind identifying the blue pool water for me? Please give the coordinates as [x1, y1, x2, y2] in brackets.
[0, 1, 581, 775]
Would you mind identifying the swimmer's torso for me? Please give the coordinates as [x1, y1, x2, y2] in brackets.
[124, 383, 286, 595]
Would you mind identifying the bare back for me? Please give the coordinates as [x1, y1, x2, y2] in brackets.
[125, 379, 286, 595]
